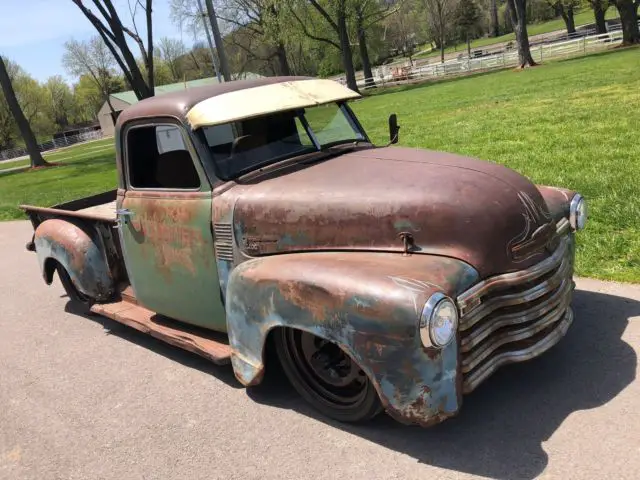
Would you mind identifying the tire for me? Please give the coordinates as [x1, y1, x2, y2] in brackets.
[275, 328, 383, 423]
[57, 265, 95, 309]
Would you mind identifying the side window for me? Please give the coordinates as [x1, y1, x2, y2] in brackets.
[126, 124, 201, 189]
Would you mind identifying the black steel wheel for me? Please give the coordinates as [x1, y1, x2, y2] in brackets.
[57, 265, 95, 308]
[275, 328, 383, 423]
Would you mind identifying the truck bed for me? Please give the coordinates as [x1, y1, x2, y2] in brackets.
[20, 190, 118, 224]
[75, 200, 117, 221]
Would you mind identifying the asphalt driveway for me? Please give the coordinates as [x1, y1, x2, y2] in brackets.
[1, 220, 638, 480]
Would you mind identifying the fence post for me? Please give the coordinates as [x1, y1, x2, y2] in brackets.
[583, 36, 587, 55]
[540, 45, 543, 62]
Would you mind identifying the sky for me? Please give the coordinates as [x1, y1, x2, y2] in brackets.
[0, 0, 191, 83]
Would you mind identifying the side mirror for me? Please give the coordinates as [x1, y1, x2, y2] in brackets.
[388, 114, 400, 145]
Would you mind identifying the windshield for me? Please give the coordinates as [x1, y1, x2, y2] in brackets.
[199, 102, 366, 180]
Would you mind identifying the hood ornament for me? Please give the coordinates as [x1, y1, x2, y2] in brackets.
[508, 192, 555, 263]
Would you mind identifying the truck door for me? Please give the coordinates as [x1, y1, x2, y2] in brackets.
[117, 120, 226, 331]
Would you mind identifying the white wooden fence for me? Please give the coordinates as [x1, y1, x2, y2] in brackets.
[358, 23, 637, 90]
[0, 129, 103, 162]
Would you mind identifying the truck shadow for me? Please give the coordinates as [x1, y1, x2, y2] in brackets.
[62, 300, 242, 389]
[248, 288, 638, 480]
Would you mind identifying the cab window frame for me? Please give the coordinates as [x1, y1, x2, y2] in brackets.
[121, 117, 211, 192]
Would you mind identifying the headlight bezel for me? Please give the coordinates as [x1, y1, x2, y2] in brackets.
[420, 293, 459, 348]
[569, 194, 587, 231]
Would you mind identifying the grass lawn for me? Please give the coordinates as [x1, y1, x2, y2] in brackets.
[0, 138, 114, 172]
[1, 48, 639, 282]
[414, 8, 620, 60]
[0, 138, 117, 219]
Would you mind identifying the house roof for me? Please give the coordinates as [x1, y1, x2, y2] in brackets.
[110, 73, 264, 106]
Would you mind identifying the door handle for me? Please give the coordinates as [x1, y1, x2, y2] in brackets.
[116, 208, 134, 217]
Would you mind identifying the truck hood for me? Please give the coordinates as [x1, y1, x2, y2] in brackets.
[233, 147, 557, 277]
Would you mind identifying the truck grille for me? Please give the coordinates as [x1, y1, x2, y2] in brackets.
[457, 228, 575, 394]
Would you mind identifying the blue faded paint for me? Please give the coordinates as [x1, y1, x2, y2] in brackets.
[216, 259, 233, 303]
[225, 251, 479, 426]
[33, 218, 114, 301]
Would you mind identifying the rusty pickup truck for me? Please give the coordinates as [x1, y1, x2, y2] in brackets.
[21, 76, 588, 427]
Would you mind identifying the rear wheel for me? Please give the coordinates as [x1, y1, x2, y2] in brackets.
[275, 328, 383, 423]
[57, 265, 95, 309]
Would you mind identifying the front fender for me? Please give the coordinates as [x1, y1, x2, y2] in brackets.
[537, 185, 577, 222]
[226, 251, 479, 426]
[34, 218, 114, 301]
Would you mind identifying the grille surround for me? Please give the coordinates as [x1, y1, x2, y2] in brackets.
[457, 226, 575, 394]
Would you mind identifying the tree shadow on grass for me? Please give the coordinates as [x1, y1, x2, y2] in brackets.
[248, 288, 638, 479]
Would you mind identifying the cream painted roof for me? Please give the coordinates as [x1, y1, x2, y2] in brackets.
[185, 79, 361, 129]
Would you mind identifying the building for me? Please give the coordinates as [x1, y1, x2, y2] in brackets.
[97, 74, 263, 137]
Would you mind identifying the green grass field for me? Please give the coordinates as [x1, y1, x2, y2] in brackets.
[1, 48, 638, 282]
[414, 8, 620, 60]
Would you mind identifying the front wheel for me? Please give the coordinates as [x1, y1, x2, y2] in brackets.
[275, 328, 383, 423]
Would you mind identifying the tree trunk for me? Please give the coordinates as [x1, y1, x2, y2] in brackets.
[204, 0, 232, 81]
[357, 21, 375, 88]
[145, 0, 155, 96]
[275, 42, 291, 76]
[0, 57, 49, 168]
[491, 0, 500, 37]
[440, 33, 445, 63]
[337, 11, 359, 93]
[616, 0, 640, 44]
[508, 0, 537, 67]
[561, 5, 576, 34]
[467, 35, 471, 57]
[593, 2, 608, 34]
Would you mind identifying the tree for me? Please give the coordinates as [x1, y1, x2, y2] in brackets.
[353, 1, 396, 88]
[63, 37, 124, 114]
[43, 76, 76, 131]
[71, 0, 155, 100]
[423, 0, 459, 63]
[490, 0, 500, 37]
[170, 0, 224, 81]
[204, 0, 232, 80]
[215, 0, 292, 76]
[587, 0, 609, 34]
[546, 1, 579, 34]
[455, 0, 481, 56]
[611, 0, 640, 44]
[157, 37, 187, 82]
[0, 57, 48, 168]
[290, 0, 360, 92]
[385, 0, 425, 63]
[506, 0, 537, 68]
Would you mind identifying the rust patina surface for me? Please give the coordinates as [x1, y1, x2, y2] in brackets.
[225, 251, 478, 426]
[21, 76, 585, 428]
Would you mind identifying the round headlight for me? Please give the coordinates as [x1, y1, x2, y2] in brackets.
[570, 194, 587, 231]
[420, 293, 459, 348]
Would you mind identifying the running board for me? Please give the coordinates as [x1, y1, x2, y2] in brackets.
[91, 300, 232, 365]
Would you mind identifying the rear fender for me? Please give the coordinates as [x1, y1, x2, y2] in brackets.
[225, 251, 479, 426]
[33, 218, 114, 301]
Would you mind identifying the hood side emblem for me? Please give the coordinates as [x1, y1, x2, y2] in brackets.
[397, 231, 416, 256]
[508, 192, 555, 263]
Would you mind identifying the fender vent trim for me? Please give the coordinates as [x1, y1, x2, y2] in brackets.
[213, 223, 234, 262]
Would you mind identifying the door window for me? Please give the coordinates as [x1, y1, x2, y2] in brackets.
[126, 124, 201, 190]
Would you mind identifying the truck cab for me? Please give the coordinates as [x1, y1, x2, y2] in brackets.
[22, 76, 588, 427]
